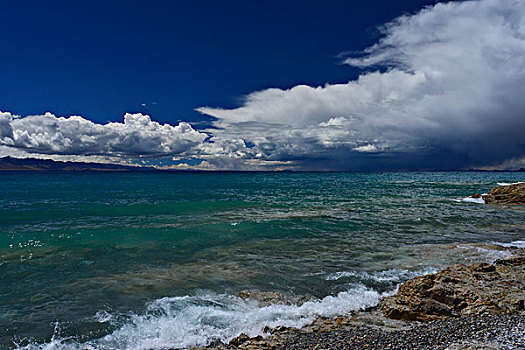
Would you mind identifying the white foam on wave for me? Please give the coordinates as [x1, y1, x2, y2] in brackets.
[93, 310, 113, 324]
[473, 247, 512, 262]
[325, 267, 436, 283]
[496, 181, 524, 186]
[461, 196, 486, 204]
[491, 240, 525, 249]
[16, 286, 388, 350]
[456, 245, 513, 263]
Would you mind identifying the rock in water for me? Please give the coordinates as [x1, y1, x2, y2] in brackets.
[237, 291, 290, 306]
[380, 253, 525, 321]
[482, 182, 525, 204]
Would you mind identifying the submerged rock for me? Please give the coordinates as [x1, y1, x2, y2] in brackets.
[237, 291, 290, 306]
[380, 252, 525, 321]
[482, 182, 525, 204]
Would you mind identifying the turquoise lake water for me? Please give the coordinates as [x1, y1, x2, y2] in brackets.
[0, 172, 524, 349]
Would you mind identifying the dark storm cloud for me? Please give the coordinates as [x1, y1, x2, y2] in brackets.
[198, 0, 525, 170]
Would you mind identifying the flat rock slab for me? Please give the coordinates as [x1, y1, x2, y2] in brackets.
[380, 252, 525, 321]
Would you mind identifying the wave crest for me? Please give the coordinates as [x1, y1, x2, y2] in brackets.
[16, 286, 388, 350]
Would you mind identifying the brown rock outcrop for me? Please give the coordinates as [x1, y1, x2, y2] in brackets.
[380, 253, 525, 321]
[237, 291, 290, 307]
[482, 182, 525, 204]
[228, 333, 251, 347]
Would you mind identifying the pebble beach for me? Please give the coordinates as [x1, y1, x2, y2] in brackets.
[259, 314, 525, 350]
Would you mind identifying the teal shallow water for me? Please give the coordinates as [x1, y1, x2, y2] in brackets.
[0, 172, 524, 349]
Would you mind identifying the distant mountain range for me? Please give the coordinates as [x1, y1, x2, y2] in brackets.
[0, 156, 154, 172]
[0, 156, 524, 172]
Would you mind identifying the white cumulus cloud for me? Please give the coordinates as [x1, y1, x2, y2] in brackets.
[354, 144, 378, 153]
[0, 111, 207, 159]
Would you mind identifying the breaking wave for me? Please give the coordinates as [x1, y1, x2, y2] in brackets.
[325, 267, 437, 283]
[496, 182, 524, 186]
[15, 286, 389, 350]
[461, 196, 486, 204]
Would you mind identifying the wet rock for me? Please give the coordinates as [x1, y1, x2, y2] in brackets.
[270, 325, 290, 334]
[380, 253, 525, 321]
[495, 255, 525, 266]
[471, 262, 496, 272]
[482, 182, 525, 204]
[238, 291, 290, 306]
[229, 333, 250, 347]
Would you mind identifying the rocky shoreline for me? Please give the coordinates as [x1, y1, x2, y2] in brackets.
[184, 247, 524, 350]
[182, 183, 525, 350]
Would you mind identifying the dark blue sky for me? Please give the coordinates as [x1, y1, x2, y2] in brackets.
[0, 0, 440, 125]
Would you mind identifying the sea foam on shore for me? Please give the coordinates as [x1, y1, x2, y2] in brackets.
[16, 286, 388, 350]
